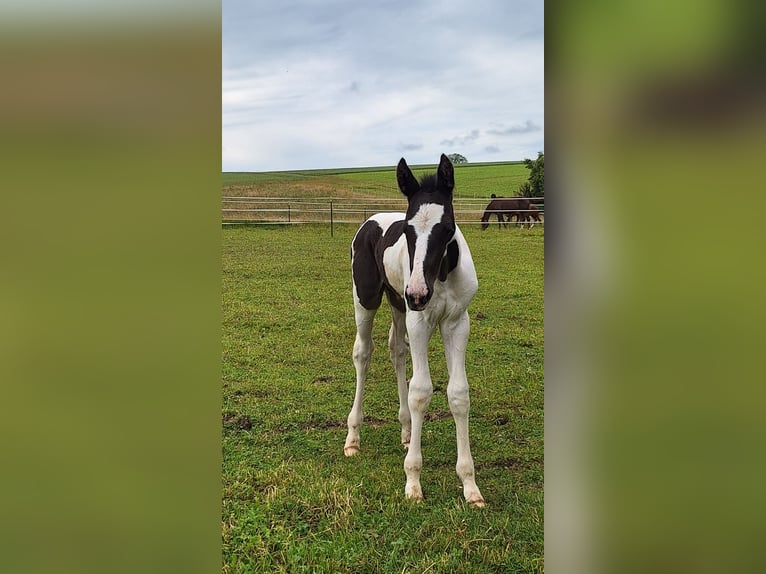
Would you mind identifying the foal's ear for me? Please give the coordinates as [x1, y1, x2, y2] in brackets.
[396, 157, 420, 198]
[437, 153, 455, 193]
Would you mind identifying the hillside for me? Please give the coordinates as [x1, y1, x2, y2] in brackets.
[222, 161, 530, 200]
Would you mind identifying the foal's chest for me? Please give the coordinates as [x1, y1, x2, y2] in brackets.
[379, 233, 408, 295]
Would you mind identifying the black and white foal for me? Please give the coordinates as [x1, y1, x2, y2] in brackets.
[344, 154, 484, 507]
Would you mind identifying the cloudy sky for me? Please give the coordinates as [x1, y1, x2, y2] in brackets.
[223, 0, 543, 171]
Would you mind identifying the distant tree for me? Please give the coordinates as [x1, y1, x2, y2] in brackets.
[447, 153, 467, 164]
[518, 181, 532, 197]
[522, 152, 544, 197]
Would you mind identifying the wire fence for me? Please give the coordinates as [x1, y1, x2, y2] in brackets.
[222, 197, 544, 234]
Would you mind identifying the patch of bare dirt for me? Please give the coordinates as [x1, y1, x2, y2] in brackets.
[222, 412, 253, 430]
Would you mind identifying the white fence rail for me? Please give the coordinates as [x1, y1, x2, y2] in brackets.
[222, 197, 544, 235]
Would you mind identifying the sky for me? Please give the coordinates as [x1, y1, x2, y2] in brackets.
[223, 0, 543, 171]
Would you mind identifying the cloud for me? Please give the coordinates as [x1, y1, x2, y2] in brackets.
[485, 145, 501, 153]
[223, 1, 543, 170]
[440, 129, 480, 147]
[487, 120, 541, 136]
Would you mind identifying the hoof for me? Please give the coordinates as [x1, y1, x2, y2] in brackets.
[466, 495, 486, 508]
[405, 484, 424, 502]
[344, 445, 360, 457]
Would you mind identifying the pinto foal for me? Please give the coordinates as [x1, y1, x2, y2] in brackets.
[344, 154, 484, 507]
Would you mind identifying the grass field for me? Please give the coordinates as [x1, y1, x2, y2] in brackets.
[222, 161, 530, 200]
[222, 222, 544, 573]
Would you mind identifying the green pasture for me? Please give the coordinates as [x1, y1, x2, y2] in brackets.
[222, 223, 544, 573]
[223, 161, 530, 200]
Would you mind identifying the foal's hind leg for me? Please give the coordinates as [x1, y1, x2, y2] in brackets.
[344, 302, 376, 456]
[389, 308, 410, 448]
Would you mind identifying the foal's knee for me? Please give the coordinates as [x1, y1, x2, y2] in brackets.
[447, 384, 470, 416]
[353, 336, 373, 364]
[408, 378, 433, 413]
[388, 336, 406, 362]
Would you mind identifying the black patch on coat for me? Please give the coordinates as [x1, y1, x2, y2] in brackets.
[384, 289, 406, 314]
[438, 240, 459, 281]
[352, 220, 385, 310]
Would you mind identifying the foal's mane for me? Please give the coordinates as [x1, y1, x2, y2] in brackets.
[418, 173, 438, 191]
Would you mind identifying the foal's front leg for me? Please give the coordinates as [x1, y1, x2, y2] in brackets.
[403, 312, 434, 502]
[441, 311, 485, 507]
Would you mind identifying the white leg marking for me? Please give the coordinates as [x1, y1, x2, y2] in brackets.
[441, 311, 485, 507]
[344, 303, 376, 456]
[403, 312, 434, 501]
[389, 310, 411, 447]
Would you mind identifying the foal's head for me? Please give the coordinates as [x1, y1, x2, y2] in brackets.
[397, 154, 456, 311]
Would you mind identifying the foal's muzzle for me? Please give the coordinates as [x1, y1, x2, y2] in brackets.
[405, 288, 431, 311]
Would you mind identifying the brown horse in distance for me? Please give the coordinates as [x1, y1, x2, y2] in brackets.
[481, 196, 533, 230]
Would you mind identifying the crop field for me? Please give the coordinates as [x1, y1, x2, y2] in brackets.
[222, 220, 544, 573]
[222, 161, 530, 200]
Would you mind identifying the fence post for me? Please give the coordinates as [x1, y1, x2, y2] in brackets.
[288, 204, 291, 224]
[330, 200, 334, 237]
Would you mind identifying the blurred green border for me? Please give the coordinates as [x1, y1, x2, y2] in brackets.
[547, 1, 766, 573]
[0, 15, 221, 574]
